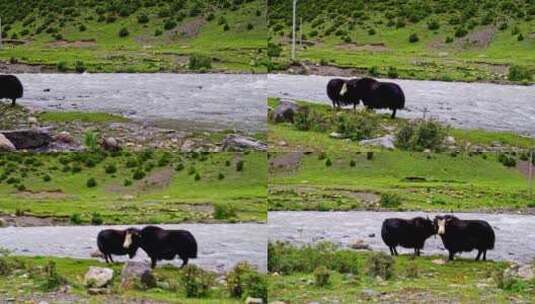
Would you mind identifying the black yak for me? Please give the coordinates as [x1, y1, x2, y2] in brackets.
[124, 225, 198, 269]
[0, 75, 23, 106]
[381, 217, 435, 256]
[347, 77, 405, 118]
[326, 78, 360, 110]
[97, 228, 141, 263]
[434, 215, 495, 261]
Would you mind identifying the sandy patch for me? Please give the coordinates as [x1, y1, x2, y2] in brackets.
[336, 42, 389, 52]
[140, 166, 175, 190]
[15, 189, 67, 200]
[0, 215, 66, 227]
[456, 26, 497, 48]
[516, 160, 535, 180]
[269, 152, 303, 172]
[172, 17, 206, 38]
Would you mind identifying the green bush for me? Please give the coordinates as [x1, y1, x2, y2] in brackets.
[395, 119, 447, 151]
[181, 264, 215, 297]
[133, 170, 145, 180]
[118, 27, 129, 37]
[84, 131, 98, 151]
[194, 173, 201, 181]
[104, 164, 117, 174]
[387, 66, 398, 78]
[124, 179, 133, 186]
[91, 212, 103, 225]
[236, 160, 244, 172]
[154, 29, 163, 36]
[325, 158, 332, 167]
[314, 266, 331, 287]
[214, 203, 237, 220]
[267, 43, 282, 58]
[350, 160, 356, 167]
[75, 60, 85, 73]
[247, 23, 254, 30]
[380, 193, 402, 208]
[454, 27, 468, 37]
[218, 173, 225, 180]
[498, 153, 517, 167]
[427, 19, 440, 30]
[70, 213, 82, 224]
[56, 61, 68, 72]
[268, 241, 359, 275]
[367, 252, 395, 280]
[508, 65, 532, 81]
[408, 33, 419, 43]
[78, 24, 86, 32]
[188, 54, 212, 70]
[368, 28, 376, 35]
[164, 19, 177, 30]
[335, 112, 379, 141]
[445, 36, 454, 43]
[226, 262, 267, 301]
[86, 177, 97, 188]
[43, 174, 51, 182]
[137, 14, 149, 24]
[40, 261, 67, 291]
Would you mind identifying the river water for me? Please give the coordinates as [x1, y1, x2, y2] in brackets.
[14, 73, 267, 133]
[268, 74, 535, 136]
[269, 211, 535, 264]
[0, 223, 267, 273]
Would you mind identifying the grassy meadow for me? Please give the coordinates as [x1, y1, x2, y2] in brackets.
[268, 242, 534, 303]
[0, 151, 267, 224]
[268, 0, 535, 83]
[0, 254, 266, 303]
[269, 151, 535, 213]
[0, 0, 267, 73]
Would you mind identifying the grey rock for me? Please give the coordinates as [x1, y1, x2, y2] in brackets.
[222, 134, 267, 151]
[101, 137, 121, 152]
[0, 134, 16, 151]
[84, 267, 113, 288]
[0, 128, 52, 149]
[359, 135, 395, 149]
[271, 100, 300, 123]
[121, 261, 156, 289]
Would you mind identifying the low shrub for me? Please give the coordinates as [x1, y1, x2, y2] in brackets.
[91, 212, 103, 225]
[86, 177, 97, 188]
[214, 203, 237, 220]
[105, 164, 117, 174]
[137, 14, 149, 24]
[335, 112, 379, 141]
[498, 153, 517, 167]
[133, 170, 145, 180]
[70, 213, 82, 224]
[395, 119, 447, 152]
[118, 27, 129, 37]
[408, 33, 419, 43]
[380, 193, 402, 208]
[181, 264, 216, 297]
[188, 54, 212, 70]
[314, 266, 331, 287]
[236, 160, 244, 172]
[367, 252, 395, 280]
[508, 65, 532, 81]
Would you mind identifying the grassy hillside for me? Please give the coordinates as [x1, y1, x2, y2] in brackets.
[269, 151, 535, 212]
[0, 151, 267, 224]
[268, 0, 535, 82]
[0, 0, 267, 72]
[0, 255, 265, 303]
[268, 242, 534, 303]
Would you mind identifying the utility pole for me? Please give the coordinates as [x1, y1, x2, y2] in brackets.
[292, 0, 297, 61]
[529, 150, 533, 199]
[299, 17, 303, 48]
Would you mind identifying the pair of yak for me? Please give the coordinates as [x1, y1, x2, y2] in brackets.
[327, 77, 405, 119]
[382, 215, 495, 261]
[97, 226, 198, 269]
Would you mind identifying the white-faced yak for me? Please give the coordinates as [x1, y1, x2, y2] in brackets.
[381, 217, 436, 256]
[0, 75, 23, 106]
[434, 215, 495, 261]
[97, 228, 141, 263]
[326, 78, 360, 110]
[346, 77, 405, 118]
[123, 225, 198, 269]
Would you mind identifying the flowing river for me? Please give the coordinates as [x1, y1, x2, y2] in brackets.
[269, 211, 535, 264]
[0, 223, 267, 273]
[268, 74, 535, 136]
[14, 73, 267, 133]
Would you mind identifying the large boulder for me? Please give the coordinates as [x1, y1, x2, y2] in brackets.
[101, 137, 121, 152]
[0, 128, 52, 149]
[359, 135, 395, 150]
[0, 134, 16, 151]
[120, 261, 156, 289]
[84, 266, 114, 288]
[54, 131, 74, 144]
[222, 134, 267, 151]
[271, 100, 300, 123]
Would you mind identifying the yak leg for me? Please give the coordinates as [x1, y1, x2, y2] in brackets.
[108, 255, 114, 263]
[483, 250, 487, 261]
[475, 250, 482, 261]
[180, 257, 189, 268]
[11, 98, 16, 107]
[393, 247, 399, 256]
[150, 257, 157, 269]
[104, 255, 109, 264]
[388, 247, 394, 256]
[448, 251, 455, 261]
[390, 108, 397, 119]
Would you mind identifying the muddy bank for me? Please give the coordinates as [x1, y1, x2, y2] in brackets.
[268, 74, 535, 136]
[0, 223, 267, 273]
[269, 211, 535, 264]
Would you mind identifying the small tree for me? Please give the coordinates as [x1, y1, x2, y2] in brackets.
[118, 27, 129, 37]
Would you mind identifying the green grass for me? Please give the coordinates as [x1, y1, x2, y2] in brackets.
[268, 98, 535, 152]
[0, 151, 267, 224]
[268, 0, 535, 83]
[0, 255, 242, 303]
[38, 111, 130, 123]
[269, 151, 535, 212]
[268, 242, 534, 303]
[0, 1, 267, 73]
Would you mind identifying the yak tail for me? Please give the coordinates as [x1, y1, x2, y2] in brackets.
[488, 229, 496, 250]
[339, 83, 348, 96]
